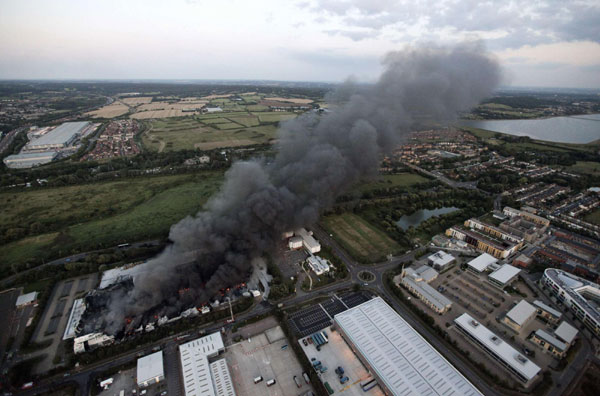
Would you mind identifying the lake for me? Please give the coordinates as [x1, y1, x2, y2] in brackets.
[396, 207, 459, 231]
[459, 114, 600, 144]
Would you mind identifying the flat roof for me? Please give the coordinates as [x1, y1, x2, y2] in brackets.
[454, 313, 540, 381]
[467, 253, 497, 272]
[427, 251, 455, 266]
[137, 351, 164, 385]
[28, 121, 89, 147]
[415, 266, 438, 283]
[544, 268, 600, 324]
[555, 321, 578, 344]
[534, 330, 567, 351]
[402, 270, 452, 311]
[506, 300, 536, 326]
[334, 297, 482, 396]
[16, 291, 38, 306]
[295, 228, 320, 250]
[63, 298, 86, 340]
[179, 332, 225, 396]
[4, 151, 58, 160]
[489, 264, 521, 285]
[210, 358, 236, 396]
[532, 300, 562, 319]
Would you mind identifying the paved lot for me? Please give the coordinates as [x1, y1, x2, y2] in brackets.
[288, 292, 372, 337]
[225, 326, 313, 396]
[0, 289, 20, 363]
[298, 329, 384, 396]
[97, 368, 136, 396]
[29, 274, 98, 374]
[163, 343, 183, 396]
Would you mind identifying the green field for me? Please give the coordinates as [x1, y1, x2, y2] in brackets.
[567, 161, 600, 175]
[142, 112, 287, 152]
[358, 173, 431, 192]
[0, 173, 223, 275]
[256, 113, 297, 123]
[320, 213, 402, 262]
[584, 209, 600, 225]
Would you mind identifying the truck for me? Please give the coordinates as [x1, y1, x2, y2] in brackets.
[293, 375, 302, 388]
[324, 382, 334, 395]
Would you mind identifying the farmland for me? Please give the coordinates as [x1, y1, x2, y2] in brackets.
[320, 213, 403, 263]
[358, 173, 431, 192]
[0, 172, 223, 277]
[141, 112, 293, 152]
[86, 102, 129, 118]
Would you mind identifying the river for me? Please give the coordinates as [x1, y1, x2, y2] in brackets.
[459, 114, 600, 144]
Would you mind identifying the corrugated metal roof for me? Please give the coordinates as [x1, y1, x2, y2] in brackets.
[335, 297, 482, 396]
[27, 121, 89, 147]
[137, 351, 164, 385]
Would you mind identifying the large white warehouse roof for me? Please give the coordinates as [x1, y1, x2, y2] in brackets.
[467, 253, 497, 272]
[334, 297, 482, 396]
[27, 121, 90, 148]
[137, 351, 164, 387]
[179, 332, 227, 396]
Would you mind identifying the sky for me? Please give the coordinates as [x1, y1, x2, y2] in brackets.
[0, 0, 599, 88]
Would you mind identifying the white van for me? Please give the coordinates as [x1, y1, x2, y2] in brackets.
[253, 376, 263, 384]
[266, 379, 276, 386]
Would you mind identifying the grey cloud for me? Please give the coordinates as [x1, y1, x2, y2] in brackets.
[323, 28, 379, 41]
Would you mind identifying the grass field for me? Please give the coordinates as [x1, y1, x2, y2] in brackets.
[0, 173, 223, 273]
[567, 161, 600, 175]
[358, 173, 431, 192]
[256, 113, 297, 123]
[584, 209, 600, 226]
[320, 213, 402, 262]
[141, 114, 281, 152]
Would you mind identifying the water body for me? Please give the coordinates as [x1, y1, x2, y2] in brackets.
[396, 207, 459, 231]
[459, 114, 600, 144]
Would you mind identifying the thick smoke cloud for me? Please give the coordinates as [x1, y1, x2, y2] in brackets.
[102, 43, 500, 333]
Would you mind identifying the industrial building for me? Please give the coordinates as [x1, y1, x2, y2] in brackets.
[454, 313, 541, 385]
[334, 297, 482, 395]
[63, 298, 86, 340]
[73, 332, 115, 354]
[179, 332, 236, 396]
[15, 291, 38, 307]
[488, 264, 521, 288]
[533, 300, 562, 324]
[306, 255, 330, 275]
[503, 300, 537, 332]
[26, 121, 90, 150]
[293, 228, 321, 253]
[3, 151, 58, 168]
[466, 253, 497, 273]
[427, 251, 455, 270]
[137, 351, 165, 387]
[396, 266, 451, 314]
[541, 268, 600, 337]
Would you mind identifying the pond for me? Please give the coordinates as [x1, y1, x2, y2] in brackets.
[396, 207, 459, 231]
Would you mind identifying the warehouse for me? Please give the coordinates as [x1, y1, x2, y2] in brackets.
[502, 300, 537, 332]
[488, 264, 521, 288]
[541, 268, 600, 337]
[179, 332, 235, 396]
[15, 291, 38, 307]
[3, 151, 58, 168]
[454, 313, 541, 385]
[427, 251, 455, 270]
[26, 121, 90, 150]
[466, 253, 497, 273]
[137, 351, 165, 387]
[334, 297, 482, 395]
[295, 228, 321, 253]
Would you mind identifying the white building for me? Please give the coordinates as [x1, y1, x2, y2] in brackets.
[397, 268, 451, 314]
[295, 228, 321, 253]
[454, 313, 541, 385]
[306, 255, 330, 275]
[137, 351, 165, 387]
[26, 121, 90, 150]
[554, 321, 578, 345]
[503, 300, 537, 331]
[488, 264, 521, 288]
[427, 251, 455, 270]
[466, 253, 497, 273]
[73, 333, 115, 354]
[179, 332, 235, 396]
[63, 298, 86, 340]
[3, 151, 58, 168]
[414, 265, 438, 283]
[541, 268, 600, 337]
[334, 297, 482, 395]
[288, 236, 303, 250]
[15, 291, 38, 307]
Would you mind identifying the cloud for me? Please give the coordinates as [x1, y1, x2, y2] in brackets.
[298, 0, 600, 48]
[323, 28, 379, 41]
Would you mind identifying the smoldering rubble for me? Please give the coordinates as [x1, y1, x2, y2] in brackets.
[86, 43, 501, 335]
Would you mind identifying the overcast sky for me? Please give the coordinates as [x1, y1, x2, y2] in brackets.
[1, 0, 599, 88]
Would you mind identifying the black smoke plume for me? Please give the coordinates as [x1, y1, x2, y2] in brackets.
[99, 43, 501, 334]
